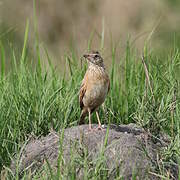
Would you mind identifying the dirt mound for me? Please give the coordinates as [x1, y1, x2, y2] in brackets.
[11, 124, 178, 179]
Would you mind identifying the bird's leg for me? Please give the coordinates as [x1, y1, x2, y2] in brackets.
[96, 111, 103, 130]
[88, 108, 92, 130]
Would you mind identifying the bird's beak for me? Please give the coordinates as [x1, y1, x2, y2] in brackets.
[83, 54, 89, 59]
[83, 54, 92, 62]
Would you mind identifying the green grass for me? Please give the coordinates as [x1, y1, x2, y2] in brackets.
[0, 21, 180, 179]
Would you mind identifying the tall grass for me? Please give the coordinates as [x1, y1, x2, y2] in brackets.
[0, 21, 180, 179]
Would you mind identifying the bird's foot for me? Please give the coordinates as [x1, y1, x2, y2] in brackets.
[95, 125, 105, 131]
[84, 127, 94, 134]
[88, 128, 94, 131]
[84, 125, 105, 134]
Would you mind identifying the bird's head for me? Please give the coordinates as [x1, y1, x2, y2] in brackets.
[83, 51, 104, 67]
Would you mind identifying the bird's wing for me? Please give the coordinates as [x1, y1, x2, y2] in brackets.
[79, 81, 87, 110]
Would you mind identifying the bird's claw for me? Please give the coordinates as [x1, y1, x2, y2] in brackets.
[85, 125, 105, 134]
[95, 125, 105, 131]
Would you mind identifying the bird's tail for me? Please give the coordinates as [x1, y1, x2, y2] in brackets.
[79, 109, 87, 125]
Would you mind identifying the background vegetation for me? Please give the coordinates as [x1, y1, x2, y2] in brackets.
[1, 0, 180, 68]
[0, 21, 180, 178]
[0, 0, 180, 179]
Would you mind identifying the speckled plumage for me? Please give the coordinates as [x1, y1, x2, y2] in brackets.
[79, 51, 110, 130]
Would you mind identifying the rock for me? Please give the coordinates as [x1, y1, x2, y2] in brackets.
[10, 124, 177, 179]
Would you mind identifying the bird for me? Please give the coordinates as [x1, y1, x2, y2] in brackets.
[79, 51, 110, 130]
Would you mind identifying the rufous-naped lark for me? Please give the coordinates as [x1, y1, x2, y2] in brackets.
[79, 51, 110, 130]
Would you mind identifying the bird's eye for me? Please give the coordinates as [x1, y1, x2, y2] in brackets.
[94, 55, 99, 59]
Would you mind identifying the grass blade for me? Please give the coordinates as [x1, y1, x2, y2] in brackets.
[21, 20, 29, 63]
[0, 42, 5, 79]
